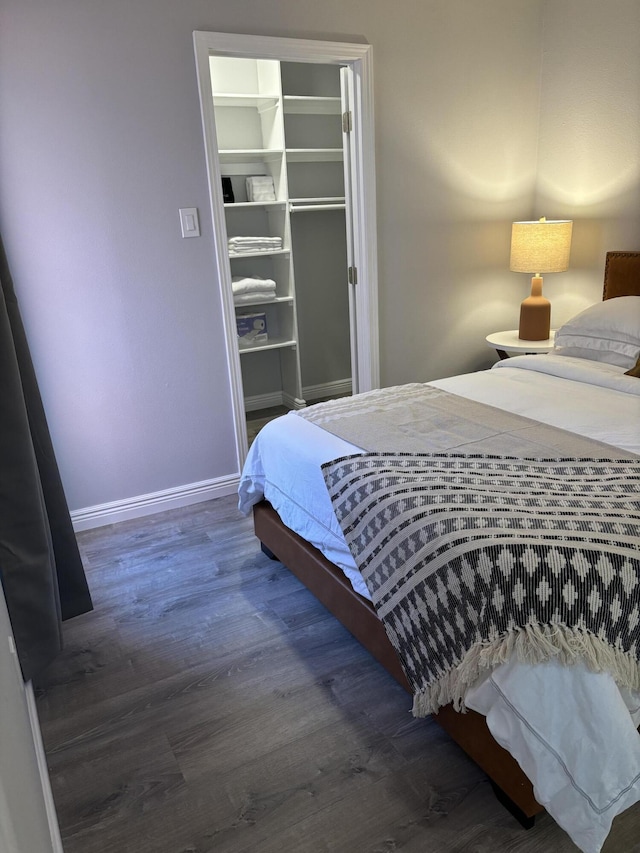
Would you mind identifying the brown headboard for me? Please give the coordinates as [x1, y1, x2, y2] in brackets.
[603, 251, 640, 299]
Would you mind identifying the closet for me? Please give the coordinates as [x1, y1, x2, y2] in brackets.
[210, 56, 350, 412]
[193, 32, 378, 468]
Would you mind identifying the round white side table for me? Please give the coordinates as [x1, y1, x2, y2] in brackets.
[486, 330, 556, 360]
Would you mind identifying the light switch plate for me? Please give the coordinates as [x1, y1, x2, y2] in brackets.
[179, 207, 200, 238]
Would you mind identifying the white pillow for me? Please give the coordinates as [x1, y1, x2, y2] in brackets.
[554, 295, 640, 369]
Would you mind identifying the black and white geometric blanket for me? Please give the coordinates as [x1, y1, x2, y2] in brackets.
[322, 453, 640, 716]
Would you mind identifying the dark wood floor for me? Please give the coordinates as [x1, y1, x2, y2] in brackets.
[34, 496, 640, 852]
[246, 405, 288, 446]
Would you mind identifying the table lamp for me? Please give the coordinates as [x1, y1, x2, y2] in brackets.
[510, 217, 573, 341]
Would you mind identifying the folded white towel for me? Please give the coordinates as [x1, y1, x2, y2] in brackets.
[246, 176, 276, 202]
[229, 244, 282, 251]
[228, 236, 283, 254]
[229, 248, 281, 255]
[229, 246, 280, 256]
[233, 291, 276, 305]
[232, 276, 277, 295]
[228, 236, 282, 245]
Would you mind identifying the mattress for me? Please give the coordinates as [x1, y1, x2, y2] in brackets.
[238, 354, 640, 853]
[239, 354, 640, 600]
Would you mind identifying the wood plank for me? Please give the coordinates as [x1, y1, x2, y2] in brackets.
[253, 500, 544, 818]
[34, 495, 640, 852]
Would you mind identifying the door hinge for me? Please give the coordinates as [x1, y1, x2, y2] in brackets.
[348, 265, 358, 285]
[342, 110, 352, 133]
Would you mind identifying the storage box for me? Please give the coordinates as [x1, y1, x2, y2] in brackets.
[236, 312, 268, 347]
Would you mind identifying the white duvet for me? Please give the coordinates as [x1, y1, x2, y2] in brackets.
[238, 354, 640, 852]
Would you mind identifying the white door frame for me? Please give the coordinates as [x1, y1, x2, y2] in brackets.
[193, 31, 379, 469]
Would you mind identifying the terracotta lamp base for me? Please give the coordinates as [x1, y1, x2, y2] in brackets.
[519, 275, 551, 341]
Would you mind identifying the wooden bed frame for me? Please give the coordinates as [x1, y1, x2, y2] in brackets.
[252, 251, 640, 827]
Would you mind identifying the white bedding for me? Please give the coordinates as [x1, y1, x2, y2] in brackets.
[238, 354, 640, 852]
[239, 355, 640, 598]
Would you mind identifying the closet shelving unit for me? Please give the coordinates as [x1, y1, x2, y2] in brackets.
[210, 56, 349, 412]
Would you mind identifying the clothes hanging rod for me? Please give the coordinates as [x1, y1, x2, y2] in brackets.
[288, 197, 345, 204]
[289, 202, 346, 213]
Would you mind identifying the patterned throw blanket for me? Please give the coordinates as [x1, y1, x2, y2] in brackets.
[323, 452, 640, 716]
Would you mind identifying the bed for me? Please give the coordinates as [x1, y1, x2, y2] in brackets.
[239, 251, 640, 853]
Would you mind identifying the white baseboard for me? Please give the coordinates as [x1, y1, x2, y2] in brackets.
[72, 378, 353, 533]
[282, 391, 307, 410]
[244, 378, 352, 413]
[244, 390, 284, 413]
[304, 378, 352, 401]
[70, 475, 240, 532]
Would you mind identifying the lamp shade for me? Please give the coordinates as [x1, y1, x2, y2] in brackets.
[510, 218, 573, 273]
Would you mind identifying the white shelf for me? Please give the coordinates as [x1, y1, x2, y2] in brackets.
[286, 148, 343, 163]
[283, 95, 341, 115]
[218, 149, 283, 163]
[211, 57, 347, 412]
[238, 338, 297, 354]
[213, 93, 279, 111]
[234, 296, 293, 308]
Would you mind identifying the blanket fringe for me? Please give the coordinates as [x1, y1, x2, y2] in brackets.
[412, 624, 640, 718]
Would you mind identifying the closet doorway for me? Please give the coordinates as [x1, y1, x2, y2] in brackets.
[193, 32, 378, 471]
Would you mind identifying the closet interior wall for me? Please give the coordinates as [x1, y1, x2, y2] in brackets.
[282, 62, 351, 401]
[210, 55, 352, 417]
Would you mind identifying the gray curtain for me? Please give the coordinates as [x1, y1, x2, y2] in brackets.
[0, 236, 92, 681]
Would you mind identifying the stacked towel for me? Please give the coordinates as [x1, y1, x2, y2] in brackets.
[228, 236, 282, 254]
[246, 176, 276, 202]
[232, 275, 277, 305]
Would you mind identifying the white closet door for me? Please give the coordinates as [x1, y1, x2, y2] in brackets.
[340, 66, 359, 394]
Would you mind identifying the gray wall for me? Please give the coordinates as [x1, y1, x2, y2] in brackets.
[535, 0, 640, 315]
[0, 0, 637, 515]
[292, 210, 351, 392]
